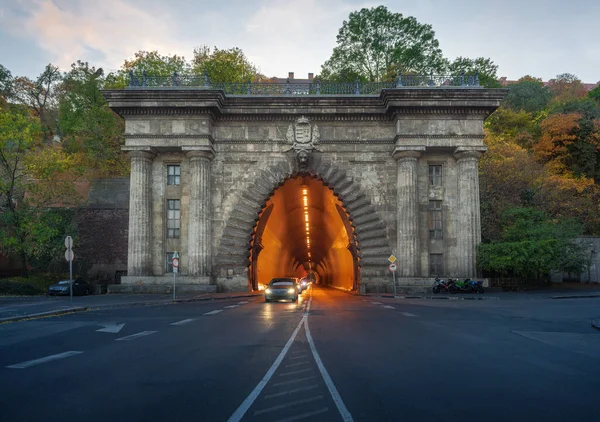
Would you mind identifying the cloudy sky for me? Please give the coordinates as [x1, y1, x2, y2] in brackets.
[1, 0, 599, 82]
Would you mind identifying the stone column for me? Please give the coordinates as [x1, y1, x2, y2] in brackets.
[454, 149, 484, 278]
[187, 150, 214, 277]
[393, 148, 423, 277]
[127, 150, 154, 275]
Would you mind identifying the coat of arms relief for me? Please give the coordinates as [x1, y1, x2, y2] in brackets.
[285, 116, 321, 167]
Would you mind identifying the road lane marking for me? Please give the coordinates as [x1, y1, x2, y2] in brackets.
[305, 298, 354, 422]
[272, 375, 317, 387]
[401, 312, 416, 317]
[273, 407, 330, 422]
[224, 305, 239, 309]
[289, 354, 309, 360]
[204, 310, 223, 315]
[253, 395, 324, 415]
[6, 351, 83, 369]
[115, 331, 156, 341]
[170, 318, 195, 326]
[263, 385, 319, 399]
[278, 368, 312, 377]
[227, 311, 308, 422]
[96, 323, 125, 333]
[237, 301, 248, 304]
[371, 301, 382, 305]
[382, 305, 395, 309]
[285, 361, 309, 367]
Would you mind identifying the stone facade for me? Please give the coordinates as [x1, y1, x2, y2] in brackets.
[103, 87, 506, 292]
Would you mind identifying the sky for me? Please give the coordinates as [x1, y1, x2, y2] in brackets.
[0, 0, 599, 82]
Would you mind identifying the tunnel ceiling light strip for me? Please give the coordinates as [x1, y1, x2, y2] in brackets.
[302, 188, 311, 264]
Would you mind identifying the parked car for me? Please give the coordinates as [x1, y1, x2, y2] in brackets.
[48, 279, 91, 296]
[265, 278, 298, 302]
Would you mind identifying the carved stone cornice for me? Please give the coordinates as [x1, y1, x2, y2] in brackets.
[394, 134, 484, 139]
[125, 134, 214, 142]
[119, 108, 215, 117]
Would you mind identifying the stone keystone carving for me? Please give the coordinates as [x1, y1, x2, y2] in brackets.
[285, 116, 321, 167]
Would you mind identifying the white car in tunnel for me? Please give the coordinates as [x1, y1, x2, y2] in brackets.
[264, 278, 299, 302]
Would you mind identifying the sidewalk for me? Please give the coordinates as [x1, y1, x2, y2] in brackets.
[0, 291, 263, 324]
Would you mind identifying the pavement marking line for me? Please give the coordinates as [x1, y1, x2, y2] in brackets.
[289, 354, 310, 360]
[273, 407, 330, 422]
[96, 323, 125, 333]
[115, 331, 157, 341]
[6, 351, 83, 369]
[401, 312, 416, 317]
[170, 318, 195, 326]
[237, 301, 248, 304]
[272, 375, 317, 387]
[226, 311, 308, 422]
[224, 305, 239, 309]
[263, 385, 319, 399]
[382, 305, 395, 309]
[371, 301, 382, 305]
[278, 368, 312, 377]
[285, 361, 309, 367]
[290, 350, 308, 355]
[253, 395, 324, 415]
[305, 296, 354, 422]
[204, 310, 223, 315]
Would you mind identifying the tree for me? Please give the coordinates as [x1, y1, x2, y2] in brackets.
[320, 6, 445, 82]
[588, 85, 600, 104]
[504, 80, 553, 114]
[446, 56, 501, 88]
[547, 73, 587, 103]
[485, 106, 538, 148]
[10, 64, 62, 141]
[478, 207, 586, 279]
[58, 61, 127, 175]
[192, 46, 261, 83]
[105, 51, 188, 88]
[0, 64, 12, 100]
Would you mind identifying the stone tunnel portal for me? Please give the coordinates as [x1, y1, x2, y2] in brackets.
[249, 176, 359, 292]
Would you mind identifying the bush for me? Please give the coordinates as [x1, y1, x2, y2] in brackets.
[0, 280, 43, 295]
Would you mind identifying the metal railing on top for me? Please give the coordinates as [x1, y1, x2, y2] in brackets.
[126, 71, 480, 94]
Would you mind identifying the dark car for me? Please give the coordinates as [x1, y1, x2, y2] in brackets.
[48, 279, 91, 296]
[265, 278, 298, 302]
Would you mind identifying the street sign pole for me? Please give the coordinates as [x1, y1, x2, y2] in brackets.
[172, 252, 180, 300]
[392, 268, 396, 298]
[388, 255, 397, 298]
[65, 236, 73, 306]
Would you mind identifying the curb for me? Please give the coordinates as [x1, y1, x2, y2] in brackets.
[592, 319, 600, 331]
[0, 307, 88, 324]
[86, 293, 262, 311]
[369, 295, 500, 301]
[550, 294, 600, 300]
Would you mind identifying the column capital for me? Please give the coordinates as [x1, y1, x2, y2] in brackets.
[453, 146, 487, 162]
[126, 149, 156, 162]
[392, 146, 426, 161]
[183, 146, 215, 160]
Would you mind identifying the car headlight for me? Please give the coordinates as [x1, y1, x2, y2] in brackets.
[288, 288, 295, 294]
[265, 288, 272, 294]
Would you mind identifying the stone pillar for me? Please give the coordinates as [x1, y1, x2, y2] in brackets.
[393, 148, 423, 277]
[127, 150, 154, 275]
[187, 150, 214, 276]
[454, 149, 483, 278]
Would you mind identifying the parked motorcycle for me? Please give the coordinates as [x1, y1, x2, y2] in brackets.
[454, 278, 484, 294]
[432, 278, 457, 294]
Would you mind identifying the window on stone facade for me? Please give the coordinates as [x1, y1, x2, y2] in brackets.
[167, 165, 180, 185]
[429, 165, 442, 186]
[167, 199, 180, 238]
[429, 254, 444, 276]
[428, 200, 443, 239]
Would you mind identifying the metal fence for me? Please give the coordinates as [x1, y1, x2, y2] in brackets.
[126, 71, 480, 94]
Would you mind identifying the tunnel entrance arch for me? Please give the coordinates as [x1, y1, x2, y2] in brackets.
[249, 175, 360, 291]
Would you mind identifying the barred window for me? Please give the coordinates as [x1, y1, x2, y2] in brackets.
[167, 165, 180, 185]
[430, 254, 444, 276]
[167, 200, 180, 238]
[429, 165, 442, 186]
[428, 200, 443, 239]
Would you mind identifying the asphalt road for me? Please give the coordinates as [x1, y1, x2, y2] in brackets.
[0, 286, 599, 422]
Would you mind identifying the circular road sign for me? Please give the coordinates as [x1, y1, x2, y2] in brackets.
[65, 236, 73, 249]
[388, 263, 397, 272]
[65, 250, 75, 261]
[172, 257, 180, 268]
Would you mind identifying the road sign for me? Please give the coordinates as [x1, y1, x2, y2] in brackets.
[172, 258, 179, 268]
[65, 236, 73, 249]
[388, 254, 396, 263]
[65, 250, 75, 261]
[389, 263, 397, 272]
[173, 251, 180, 259]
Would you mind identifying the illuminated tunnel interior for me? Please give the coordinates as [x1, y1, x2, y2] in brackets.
[249, 176, 359, 291]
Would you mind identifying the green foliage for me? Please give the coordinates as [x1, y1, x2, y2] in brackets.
[478, 208, 587, 278]
[446, 56, 501, 88]
[504, 80, 553, 114]
[485, 107, 538, 147]
[105, 50, 189, 88]
[191, 46, 260, 83]
[588, 85, 600, 104]
[320, 6, 445, 82]
[0, 64, 13, 99]
[0, 279, 42, 295]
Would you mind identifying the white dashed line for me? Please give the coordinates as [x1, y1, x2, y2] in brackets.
[382, 305, 395, 309]
[371, 301, 382, 305]
[237, 301, 248, 304]
[170, 318, 195, 326]
[253, 395, 324, 415]
[204, 310, 223, 315]
[401, 312, 416, 317]
[6, 351, 83, 369]
[115, 331, 157, 341]
[224, 305, 239, 309]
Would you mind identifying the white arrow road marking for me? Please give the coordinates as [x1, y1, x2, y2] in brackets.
[401, 312, 416, 317]
[7, 351, 83, 369]
[96, 323, 125, 333]
[204, 310, 223, 315]
[115, 331, 156, 341]
[170, 318, 195, 326]
[382, 305, 395, 309]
